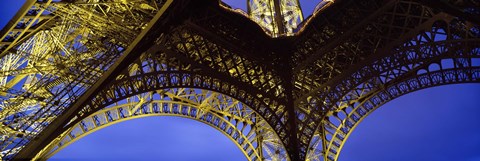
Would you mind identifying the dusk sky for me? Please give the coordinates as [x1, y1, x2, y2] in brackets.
[1, 0, 479, 161]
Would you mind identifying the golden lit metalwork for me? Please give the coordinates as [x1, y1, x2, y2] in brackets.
[247, 0, 303, 37]
[0, 0, 171, 159]
[35, 88, 287, 161]
[0, 0, 479, 161]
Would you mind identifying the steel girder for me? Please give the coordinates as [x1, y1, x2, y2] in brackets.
[35, 88, 287, 161]
[0, 0, 478, 161]
[1, 0, 174, 160]
[305, 17, 480, 161]
[247, 0, 303, 37]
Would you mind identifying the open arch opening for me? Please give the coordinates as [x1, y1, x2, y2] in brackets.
[305, 16, 480, 161]
[49, 117, 247, 161]
[338, 84, 480, 161]
[35, 88, 289, 161]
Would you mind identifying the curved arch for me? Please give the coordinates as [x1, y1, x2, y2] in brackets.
[68, 52, 290, 148]
[306, 44, 480, 161]
[316, 66, 480, 161]
[337, 84, 480, 161]
[42, 101, 261, 160]
[36, 89, 289, 161]
[305, 17, 480, 161]
[296, 9, 479, 158]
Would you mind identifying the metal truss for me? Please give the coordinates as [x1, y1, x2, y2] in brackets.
[0, 0, 170, 160]
[35, 88, 287, 161]
[0, 0, 479, 161]
[296, 1, 480, 161]
[247, 0, 303, 37]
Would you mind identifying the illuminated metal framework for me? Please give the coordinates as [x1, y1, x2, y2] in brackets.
[0, 0, 478, 161]
[247, 0, 304, 36]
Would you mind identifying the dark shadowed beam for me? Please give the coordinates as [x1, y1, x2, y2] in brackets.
[292, 0, 397, 74]
[182, 8, 287, 102]
[189, 3, 275, 64]
[185, 3, 304, 159]
[294, 0, 476, 104]
[12, 0, 176, 159]
[419, 0, 480, 25]
[273, 37, 303, 160]
[310, 12, 480, 161]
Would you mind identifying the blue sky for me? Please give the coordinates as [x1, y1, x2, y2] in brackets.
[1, 0, 479, 161]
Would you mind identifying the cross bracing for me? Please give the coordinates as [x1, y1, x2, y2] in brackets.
[0, 0, 478, 161]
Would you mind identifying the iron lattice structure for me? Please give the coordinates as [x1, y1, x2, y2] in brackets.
[0, 0, 479, 160]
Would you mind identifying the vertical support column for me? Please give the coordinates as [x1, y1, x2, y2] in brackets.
[276, 39, 302, 161]
[284, 82, 302, 161]
[273, 0, 287, 36]
[247, 0, 303, 37]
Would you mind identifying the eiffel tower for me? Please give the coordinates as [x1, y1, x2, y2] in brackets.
[0, 0, 479, 160]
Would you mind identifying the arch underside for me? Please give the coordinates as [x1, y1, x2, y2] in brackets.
[68, 39, 292, 155]
[2, 3, 296, 159]
[0, 0, 172, 159]
[304, 10, 480, 161]
[37, 17, 294, 159]
[292, 0, 480, 159]
[35, 88, 288, 161]
[309, 67, 480, 161]
[1, 0, 479, 160]
[48, 38, 292, 160]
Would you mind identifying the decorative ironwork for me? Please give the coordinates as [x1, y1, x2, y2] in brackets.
[247, 0, 303, 36]
[35, 88, 287, 161]
[0, 0, 478, 161]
